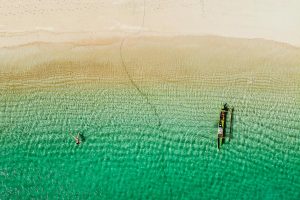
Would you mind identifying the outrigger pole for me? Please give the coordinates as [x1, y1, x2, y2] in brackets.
[228, 107, 234, 142]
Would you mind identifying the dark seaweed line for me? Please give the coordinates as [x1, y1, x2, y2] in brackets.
[118, 0, 161, 128]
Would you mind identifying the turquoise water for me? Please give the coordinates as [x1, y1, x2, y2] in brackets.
[0, 75, 300, 199]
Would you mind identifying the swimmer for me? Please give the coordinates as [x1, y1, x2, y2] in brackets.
[70, 132, 81, 145]
[75, 135, 80, 145]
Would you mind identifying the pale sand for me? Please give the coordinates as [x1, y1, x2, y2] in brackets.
[0, 35, 299, 93]
[1, 1, 300, 46]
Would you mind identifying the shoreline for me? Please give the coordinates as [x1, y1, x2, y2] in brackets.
[1, 35, 299, 74]
[0, 36, 299, 100]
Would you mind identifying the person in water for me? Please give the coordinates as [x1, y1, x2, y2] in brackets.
[75, 135, 80, 145]
[70, 132, 81, 145]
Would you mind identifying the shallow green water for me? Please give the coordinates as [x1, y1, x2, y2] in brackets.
[0, 75, 300, 199]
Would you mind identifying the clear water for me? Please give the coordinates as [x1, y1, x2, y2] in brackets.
[0, 74, 299, 199]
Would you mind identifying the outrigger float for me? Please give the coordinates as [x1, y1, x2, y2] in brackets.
[217, 103, 234, 150]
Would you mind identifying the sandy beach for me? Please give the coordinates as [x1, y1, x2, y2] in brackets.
[1, 35, 299, 90]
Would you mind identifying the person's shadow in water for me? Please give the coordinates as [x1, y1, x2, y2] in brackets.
[79, 133, 86, 142]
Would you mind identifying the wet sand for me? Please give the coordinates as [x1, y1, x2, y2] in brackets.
[1, 35, 299, 89]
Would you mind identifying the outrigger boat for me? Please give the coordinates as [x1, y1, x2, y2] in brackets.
[217, 103, 234, 149]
